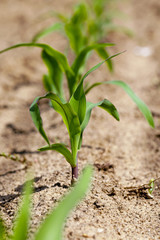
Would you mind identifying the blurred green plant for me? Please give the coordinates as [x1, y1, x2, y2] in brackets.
[86, 0, 133, 42]
[0, 166, 92, 240]
[32, 0, 133, 48]
[32, 2, 115, 73]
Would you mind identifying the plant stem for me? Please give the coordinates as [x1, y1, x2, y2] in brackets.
[71, 154, 78, 184]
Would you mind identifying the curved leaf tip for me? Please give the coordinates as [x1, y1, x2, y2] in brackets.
[108, 80, 155, 128]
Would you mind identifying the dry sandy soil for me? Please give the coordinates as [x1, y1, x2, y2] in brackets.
[0, 0, 160, 239]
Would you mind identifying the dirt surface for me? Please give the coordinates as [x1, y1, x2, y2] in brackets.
[0, 0, 160, 239]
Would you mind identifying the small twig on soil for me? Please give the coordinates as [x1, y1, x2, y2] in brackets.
[0, 152, 30, 166]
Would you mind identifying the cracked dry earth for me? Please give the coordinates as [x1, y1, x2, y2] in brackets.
[0, 0, 160, 239]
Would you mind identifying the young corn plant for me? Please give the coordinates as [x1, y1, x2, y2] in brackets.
[0, 166, 92, 240]
[0, 43, 154, 183]
[29, 58, 154, 183]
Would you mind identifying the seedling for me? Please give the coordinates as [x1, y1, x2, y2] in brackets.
[30, 66, 154, 183]
[0, 42, 154, 183]
[0, 166, 92, 240]
[32, 3, 109, 53]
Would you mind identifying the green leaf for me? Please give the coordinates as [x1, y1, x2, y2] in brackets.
[30, 96, 50, 145]
[0, 217, 7, 240]
[48, 93, 81, 137]
[79, 99, 119, 148]
[98, 99, 120, 120]
[38, 143, 75, 167]
[69, 80, 86, 125]
[108, 80, 155, 128]
[30, 93, 81, 164]
[72, 3, 88, 23]
[64, 3, 88, 55]
[70, 51, 123, 132]
[34, 166, 93, 240]
[42, 74, 53, 92]
[85, 80, 154, 128]
[65, 23, 85, 55]
[41, 50, 63, 97]
[32, 22, 63, 43]
[11, 179, 33, 240]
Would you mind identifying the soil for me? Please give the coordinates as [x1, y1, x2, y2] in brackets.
[0, 0, 160, 239]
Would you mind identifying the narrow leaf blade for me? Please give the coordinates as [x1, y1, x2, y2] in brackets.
[38, 143, 75, 167]
[46, 93, 81, 137]
[34, 166, 93, 240]
[69, 80, 86, 125]
[85, 80, 154, 128]
[0, 217, 7, 240]
[42, 74, 53, 92]
[41, 50, 63, 97]
[81, 51, 125, 83]
[11, 180, 33, 240]
[108, 80, 155, 128]
[30, 96, 50, 145]
[64, 3, 88, 55]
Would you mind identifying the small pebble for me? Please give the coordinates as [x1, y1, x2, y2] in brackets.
[97, 228, 104, 233]
[134, 46, 153, 57]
